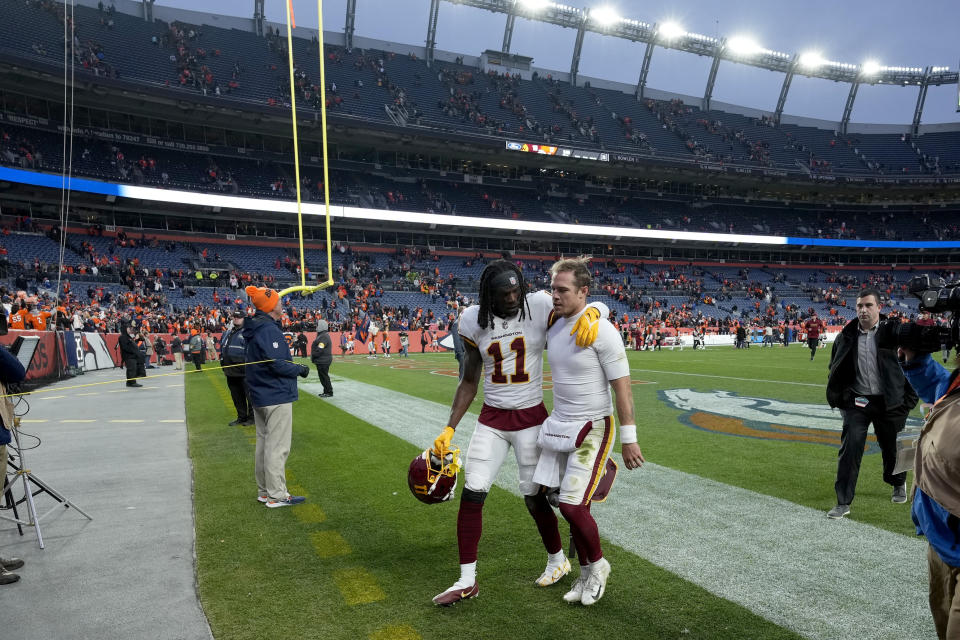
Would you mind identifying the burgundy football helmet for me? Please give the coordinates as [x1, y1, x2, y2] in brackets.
[408, 447, 461, 504]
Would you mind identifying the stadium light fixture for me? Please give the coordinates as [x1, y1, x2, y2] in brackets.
[518, 0, 552, 11]
[861, 60, 881, 76]
[590, 6, 621, 26]
[798, 51, 826, 69]
[727, 36, 763, 56]
[658, 21, 685, 40]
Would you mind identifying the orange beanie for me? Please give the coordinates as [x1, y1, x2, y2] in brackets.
[246, 286, 280, 313]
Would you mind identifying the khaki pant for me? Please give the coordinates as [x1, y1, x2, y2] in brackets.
[929, 544, 960, 640]
[254, 403, 293, 500]
[174, 352, 183, 370]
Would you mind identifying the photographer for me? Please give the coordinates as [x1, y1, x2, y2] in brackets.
[899, 347, 960, 639]
[825, 288, 918, 519]
[0, 342, 27, 584]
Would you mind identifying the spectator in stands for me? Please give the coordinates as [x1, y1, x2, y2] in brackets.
[824, 289, 918, 520]
[243, 285, 309, 508]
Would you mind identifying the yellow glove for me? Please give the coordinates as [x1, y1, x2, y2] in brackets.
[572, 306, 601, 347]
[433, 426, 455, 456]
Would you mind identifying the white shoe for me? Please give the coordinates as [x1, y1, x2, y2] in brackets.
[535, 557, 571, 587]
[562, 573, 586, 603]
[580, 557, 610, 606]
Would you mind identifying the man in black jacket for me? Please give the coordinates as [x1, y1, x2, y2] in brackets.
[221, 311, 252, 425]
[311, 320, 334, 397]
[825, 288, 918, 519]
[118, 324, 145, 387]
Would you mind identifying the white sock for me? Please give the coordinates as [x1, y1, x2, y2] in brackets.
[547, 550, 566, 567]
[456, 561, 476, 587]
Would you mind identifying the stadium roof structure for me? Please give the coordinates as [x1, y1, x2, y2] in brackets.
[403, 0, 960, 135]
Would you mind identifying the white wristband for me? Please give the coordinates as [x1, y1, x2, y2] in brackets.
[619, 424, 637, 444]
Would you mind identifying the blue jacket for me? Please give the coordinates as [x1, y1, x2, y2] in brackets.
[0, 346, 27, 445]
[220, 326, 247, 378]
[242, 311, 302, 407]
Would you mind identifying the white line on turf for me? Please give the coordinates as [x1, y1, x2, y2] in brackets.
[302, 376, 933, 640]
[630, 368, 825, 387]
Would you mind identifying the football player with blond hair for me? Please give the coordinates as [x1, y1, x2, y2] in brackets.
[430, 259, 607, 606]
[534, 256, 644, 606]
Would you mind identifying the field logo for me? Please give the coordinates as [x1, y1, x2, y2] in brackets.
[660, 389, 920, 451]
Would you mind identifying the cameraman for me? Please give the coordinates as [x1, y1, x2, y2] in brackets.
[0, 343, 27, 584]
[899, 346, 960, 639]
[825, 288, 918, 519]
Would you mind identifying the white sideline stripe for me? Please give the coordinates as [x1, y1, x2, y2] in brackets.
[631, 368, 824, 387]
[305, 376, 934, 640]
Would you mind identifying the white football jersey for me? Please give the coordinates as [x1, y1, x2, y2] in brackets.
[547, 307, 629, 421]
[458, 290, 554, 410]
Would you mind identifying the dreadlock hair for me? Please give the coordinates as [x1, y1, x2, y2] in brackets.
[477, 259, 528, 330]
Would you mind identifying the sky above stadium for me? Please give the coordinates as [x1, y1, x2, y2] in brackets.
[155, 0, 960, 126]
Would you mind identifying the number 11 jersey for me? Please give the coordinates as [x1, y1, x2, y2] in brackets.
[458, 290, 554, 424]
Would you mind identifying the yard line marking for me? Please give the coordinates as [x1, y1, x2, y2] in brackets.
[61, 419, 96, 423]
[20, 419, 48, 423]
[107, 389, 129, 393]
[333, 568, 386, 606]
[293, 504, 326, 524]
[76, 392, 100, 397]
[630, 368, 824, 387]
[311, 378, 933, 640]
[310, 531, 351, 558]
[369, 624, 421, 640]
[37, 395, 65, 400]
[110, 419, 144, 423]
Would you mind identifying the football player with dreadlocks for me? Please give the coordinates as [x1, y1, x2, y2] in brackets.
[430, 259, 607, 606]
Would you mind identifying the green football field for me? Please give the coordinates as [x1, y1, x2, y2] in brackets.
[185, 344, 931, 640]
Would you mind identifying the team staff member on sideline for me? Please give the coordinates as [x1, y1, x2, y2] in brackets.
[188, 329, 204, 370]
[805, 313, 825, 361]
[536, 257, 644, 606]
[220, 310, 252, 426]
[899, 346, 960, 639]
[118, 323, 145, 387]
[243, 286, 310, 508]
[0, 344, 27, 584]
[311, 320, 334, 397]
[430, 260, 606, 606]
[171, 334, 184, 371]
[825, 288, 918, 519]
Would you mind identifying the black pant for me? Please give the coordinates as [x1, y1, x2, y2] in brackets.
[316, 362, 332, 395]
[835, 396, 907, 505]
[808, 337, 818, 357]
[191, 353, 203, 370]
[124, 357, 142, 385]
[226, 375, 252, 421]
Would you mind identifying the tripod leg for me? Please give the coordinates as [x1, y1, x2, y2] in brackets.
[2, 471, 24, 536]
[18, 468, 43, 549]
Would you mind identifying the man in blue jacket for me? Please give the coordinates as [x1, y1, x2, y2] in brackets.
[1, 343, 27, 583]
[243, 286, 310, 508]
